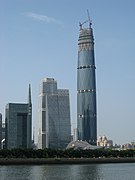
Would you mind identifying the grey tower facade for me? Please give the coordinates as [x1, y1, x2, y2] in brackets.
[5, 85, 32, 149]
[38, 78, 71, 149]
[77, 19, 97, 145]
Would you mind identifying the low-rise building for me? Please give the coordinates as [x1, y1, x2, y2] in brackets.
[121, 142, 135, 150]
[97, 135, 113, 148]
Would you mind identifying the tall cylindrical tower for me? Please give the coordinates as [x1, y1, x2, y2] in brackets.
[77, 20, 97, 145]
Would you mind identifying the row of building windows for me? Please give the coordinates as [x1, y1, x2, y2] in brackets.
[77, 65, 96, 70]
[77, 89, 96, 93]
[78, 41, 93, 46]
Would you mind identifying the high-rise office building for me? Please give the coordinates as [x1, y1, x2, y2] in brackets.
[77, 17, 97, 145]
[5, 84, 32, 149]
[38, 78, 71, 149]
[0, 113, 2, 149]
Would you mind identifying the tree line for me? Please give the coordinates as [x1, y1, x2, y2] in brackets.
[0, 148, 135, 158]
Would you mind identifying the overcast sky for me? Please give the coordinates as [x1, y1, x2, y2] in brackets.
[0, 0, 135, 144]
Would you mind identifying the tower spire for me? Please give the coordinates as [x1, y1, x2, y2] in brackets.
[27, 83, 32, 148]
[28, 83, 32, 105]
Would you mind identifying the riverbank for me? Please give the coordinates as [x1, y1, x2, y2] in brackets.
[0, 157, 135, 165]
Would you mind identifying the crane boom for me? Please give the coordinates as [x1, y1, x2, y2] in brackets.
[79, 10, 92, 30]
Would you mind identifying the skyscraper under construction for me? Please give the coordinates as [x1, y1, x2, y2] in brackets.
[77, 15, 97, 145]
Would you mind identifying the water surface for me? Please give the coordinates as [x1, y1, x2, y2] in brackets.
[0, 163, 135, 180]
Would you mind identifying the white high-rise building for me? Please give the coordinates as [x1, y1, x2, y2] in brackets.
[38, 78, 71, 149]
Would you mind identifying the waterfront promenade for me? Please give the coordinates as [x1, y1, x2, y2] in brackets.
[0, 158, 135, 165]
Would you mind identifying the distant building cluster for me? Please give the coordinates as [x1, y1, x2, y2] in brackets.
[97, 135, 113, 148]
[121, 142, 135, 150]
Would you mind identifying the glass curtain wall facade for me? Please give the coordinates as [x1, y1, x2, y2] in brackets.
[5, 103, 32, 149]
[77, 22, 97, 145]
[38, 78, 71, 149]
[5, 85, 32, 149]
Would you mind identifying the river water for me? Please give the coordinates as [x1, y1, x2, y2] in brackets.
[0, 163, 135, 180]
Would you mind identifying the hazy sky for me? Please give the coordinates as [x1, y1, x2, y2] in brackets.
[0, 0, 135, 144]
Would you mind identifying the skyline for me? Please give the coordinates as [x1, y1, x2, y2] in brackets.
[0, 0, 135, 144]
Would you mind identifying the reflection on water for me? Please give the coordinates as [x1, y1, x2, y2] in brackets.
[0, 164, 100, 180]
[0, 163, 135, 180]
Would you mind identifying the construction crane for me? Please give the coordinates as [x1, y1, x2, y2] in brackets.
[79, 10, 92, 30]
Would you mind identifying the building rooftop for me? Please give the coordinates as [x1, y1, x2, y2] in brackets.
[66, 141, 102, 150]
